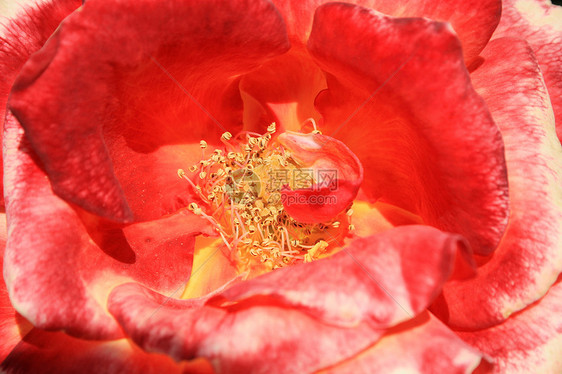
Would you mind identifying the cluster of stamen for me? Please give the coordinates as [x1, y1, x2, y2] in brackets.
[178, 123, 353, 275]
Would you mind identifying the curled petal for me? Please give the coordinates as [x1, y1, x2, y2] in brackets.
[272, 0, 501, 66]
[434, 38, 562, 329]
[493, 0, 562, 139]
[8, 0, 290, 222]
[213, 226, 474, 328]
[308, 3, 509, 255]
[109, 282, 380, 374]
[278, 131, 363, 223]
[0, 0, 81, 208]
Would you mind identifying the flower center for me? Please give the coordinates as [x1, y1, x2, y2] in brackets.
[178, 123, 355, 276]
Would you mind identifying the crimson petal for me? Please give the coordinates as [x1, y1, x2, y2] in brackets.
[434, 37, 562, 329]
[8, 0, 290, 222]
[0, 0, 81, 209]
[308, 3, 509, 255]
[213, 226, 473, 328]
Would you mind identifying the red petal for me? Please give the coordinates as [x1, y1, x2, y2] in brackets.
[493, 0, 562, 140]
[458, 279, 562, 373]
[272, 0, 501, 66]
[0, 329, 213, 374]
[8, 0, 290, 222]
[308, 3, 509, 255]
[109, 282, 380, 374]
[213, 226, 473, 328]
[0, 0, 81, 209]
[320, 312, 485, 374]
[277, 131, 363, 223]
[3, 115, 214, 339]
[434, 38, 562, 329]
[0, 0, 81, 113]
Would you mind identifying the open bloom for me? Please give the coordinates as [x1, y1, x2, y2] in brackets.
[1, 0, 561, 373]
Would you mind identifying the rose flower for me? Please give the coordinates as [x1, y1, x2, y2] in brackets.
[1, 0, 561, 372]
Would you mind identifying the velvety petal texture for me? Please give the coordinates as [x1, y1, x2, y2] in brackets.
[493, 0, 562, 139]
[8, 0, 290, 222]
[320, 312, 485, 374]
[434, 37, 562, 329]
[0, 0, 81, 116]
[2, 0, 561, 372]
[308, 3, 509, 255]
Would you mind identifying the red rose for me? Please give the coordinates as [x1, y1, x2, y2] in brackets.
[1, 0, 561, 373]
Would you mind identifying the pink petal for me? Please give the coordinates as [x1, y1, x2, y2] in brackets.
[109, 282, 381, 374]
[272, 0, 501, 66]
[433, 37, 562, 329]
[3, 115, 215, 339]
[212, 226, 473, 329]
[308, 3, 509, 255]
[493, 0, 562, 140]
[0, 0, 81, 208]
[320, 312, 485, 374]
[0, 328, 213, 374]
[458, 279, 562, 373]
[8, 0, 290, 222]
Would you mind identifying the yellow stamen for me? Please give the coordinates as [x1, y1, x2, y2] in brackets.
[178, 123, 353, 276]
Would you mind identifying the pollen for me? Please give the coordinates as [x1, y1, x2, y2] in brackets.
[178, 124, 354, 276]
